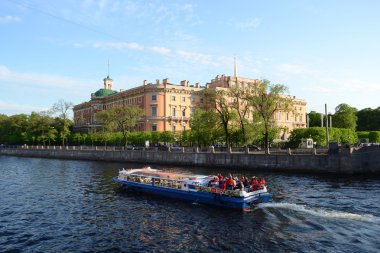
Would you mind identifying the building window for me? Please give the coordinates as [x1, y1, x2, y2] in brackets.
[300, 114, 303, 122]
[172, 95, 176, 101]
[172, 125, 176, 133]
[152, 94, 157, 101]
[182, 109, 186, 117]
[182, 125, 186, 131]
[138, 97, 142, 103]
[191, 97, 195, 103]
[172, 107, 176, 116]
[151, 107, 157, 117]
[152, 125, 157, 131]
[191, 107, 195, 115]
[286, 113, 289, 121]
[182, 97, 186, 102]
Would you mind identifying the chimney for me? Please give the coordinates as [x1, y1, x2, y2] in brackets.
[143, 80, 147, 86]
[185, 81, 189, 87]
[206, 84, 210, 88]
[180, 80, 186, 86]
[156, 79, 160, 85]
[195, 83, 200, 88]
[163, 78, 169, 84]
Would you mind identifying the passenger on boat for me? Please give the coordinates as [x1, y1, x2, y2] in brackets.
[259, 178, 266, 189]
[241, 176, 248, 187]
[208, 176, 219, 187]
[237, 181, 245, 191]
[226, 177, 236, 190]
[219, 179, 226, 191]
[249, 176, 260, 191]
[217, 173, 223, 181]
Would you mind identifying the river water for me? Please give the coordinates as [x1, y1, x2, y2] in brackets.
[0, 156, 379, 253]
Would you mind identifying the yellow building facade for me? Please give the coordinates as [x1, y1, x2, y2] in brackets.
[73, 74, 307, 139]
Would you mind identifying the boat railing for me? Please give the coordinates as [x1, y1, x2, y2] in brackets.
[124, 174, 182, 189]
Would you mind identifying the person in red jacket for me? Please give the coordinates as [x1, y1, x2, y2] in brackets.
[249, 176, 260, 191]
[225, 177, 236, 190]
[259, 178, 266, 189]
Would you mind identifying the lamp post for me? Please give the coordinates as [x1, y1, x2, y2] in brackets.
[325, 104, 329, 147]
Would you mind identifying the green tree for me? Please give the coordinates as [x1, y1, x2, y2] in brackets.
[52, 100, 73, 146]
[356, 107, 380, 131]
[308, 111, 323, 127]
[369, 131, 380, 143]
[190, 108, 220, 147]
[333, 103, 357, 130]
[159, 131, 174, 144]
[200, 88, 236, 148]
[72, 132, 82, 145]
[229, 84, 252, 145]
[96, 104, 144, 147]
[245, 79, 293, 150]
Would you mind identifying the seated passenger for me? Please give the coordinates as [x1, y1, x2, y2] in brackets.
[237, 181, 245, 191]
[249, 176, 260, 191]
[226, 177, 236, 190]
[208, 176, 219, 187]
[218, 173, 223, 181]
[241, 176, 248, 187]
[259, 178, 266, 189]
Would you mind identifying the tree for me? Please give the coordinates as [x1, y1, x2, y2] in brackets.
[245, 79, 293, 150]
[333, 103, 357, 130]
[356, 107, 380, 131]
[96, 104, 144, 147]
[229, 84, 252, 145]
[200, 88, 236, 148]
[308, 111, 322, 127]
[52, 100, 73, 146]
[190, 108, 220, 147]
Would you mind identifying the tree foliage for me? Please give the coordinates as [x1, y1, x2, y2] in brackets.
[356, 107, 380, 131]
[245, 79, 293, 150]
[288, 127, 358, 147]
[333, 103, 357, 130]
[96, 104, 144, 147]
[308, 111, 323, 127]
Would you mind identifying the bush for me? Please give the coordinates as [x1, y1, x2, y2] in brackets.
[369, 131, 380, 143]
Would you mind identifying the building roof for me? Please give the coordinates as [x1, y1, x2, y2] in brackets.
[94, 88, 118, 97]
[103, 75, 113, 81]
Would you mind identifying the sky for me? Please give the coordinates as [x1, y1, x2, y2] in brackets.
[1, 0, 380, 118]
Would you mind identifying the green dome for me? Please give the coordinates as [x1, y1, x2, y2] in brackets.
[94, 88, 117, 97]
[103, 75, 113, 81]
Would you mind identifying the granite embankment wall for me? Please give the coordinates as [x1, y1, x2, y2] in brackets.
[1, 147, 380, 174]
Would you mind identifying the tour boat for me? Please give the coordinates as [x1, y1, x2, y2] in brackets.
[113, 167, 270, 210]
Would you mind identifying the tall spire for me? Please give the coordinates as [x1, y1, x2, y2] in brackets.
[233, 56, 237, 78]
[107, 58, 110, 77]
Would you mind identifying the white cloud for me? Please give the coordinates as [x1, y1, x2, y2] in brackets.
[176, 50, 213, 65]
[236, 18, 261, 29]
[0, 65, 92, 91]
[149, 46, 171, 56]
[177, 3, 194, 12]
[0, 15, 21, 24]
[92, 41, 144, 50]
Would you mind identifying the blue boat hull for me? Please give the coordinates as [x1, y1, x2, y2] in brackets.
[113, 177, 270, 209]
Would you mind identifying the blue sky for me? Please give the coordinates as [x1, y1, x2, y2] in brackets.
[1, 0, 379, 118]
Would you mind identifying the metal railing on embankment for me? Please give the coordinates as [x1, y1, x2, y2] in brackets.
[0, 144, 328, 155]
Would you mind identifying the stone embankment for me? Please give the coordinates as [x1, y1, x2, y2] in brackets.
[1, 146, 380, 175]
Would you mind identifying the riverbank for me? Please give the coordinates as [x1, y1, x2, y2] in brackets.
[1, 146, 380, 174]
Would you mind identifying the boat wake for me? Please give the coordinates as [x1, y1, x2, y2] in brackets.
[257, 202, 377, 222]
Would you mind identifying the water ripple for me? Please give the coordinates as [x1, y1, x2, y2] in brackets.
[1, 156, 380, 252]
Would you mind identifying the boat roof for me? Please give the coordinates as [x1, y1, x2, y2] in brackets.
[119, 167, 211, 181]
